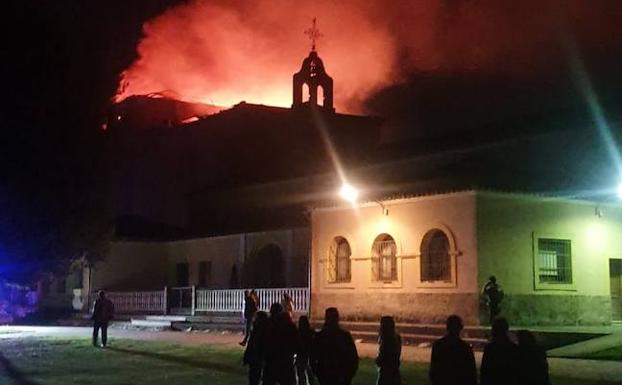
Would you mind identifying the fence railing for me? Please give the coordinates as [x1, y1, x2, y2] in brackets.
[88, 287, 308, 315]
[195, 287, 308, 313]
[102, 290, 167, 314]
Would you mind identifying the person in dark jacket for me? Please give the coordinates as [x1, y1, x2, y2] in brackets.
[429, 315, 477, 385]
[483, 276, 504, 324]
[243, 311, 269, 385]
[481, 317, 520, 385]
[296, 316, 316, 385]
[91, 290, 114, 347]
[375, 316, 401, 385]
[311, 307, 359, 385]
[263, 303, 301, 385]
[241, 289, 258, 346]
[517, 330, 550, 385]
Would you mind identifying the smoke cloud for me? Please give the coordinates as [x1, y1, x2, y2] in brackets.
[116, 0, 621, 113]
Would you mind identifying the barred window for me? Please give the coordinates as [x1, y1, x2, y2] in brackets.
[420, 229, 451, 282]
[328, 237, 351, 283]
[537, 238, 572, 284]
[372, 234, 397, 282]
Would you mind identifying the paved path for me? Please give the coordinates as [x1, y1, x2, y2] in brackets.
[1, 326, 621, 382]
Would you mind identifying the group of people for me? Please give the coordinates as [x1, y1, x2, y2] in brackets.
[240, 290, 294, 346]
[431, 316, 550, 385]
[243, 305, 359, 385]
[92, 285, 548, 385]
[241, 302, 549, 385]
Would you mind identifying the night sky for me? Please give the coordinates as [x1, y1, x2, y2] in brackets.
[3, 0, 622, 280]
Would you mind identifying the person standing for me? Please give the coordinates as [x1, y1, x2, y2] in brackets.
[296, 316, 316, 385]
[481, 318, 520, 385]
[517, 330, 550, 385]
[312, 307, 359, 385]
[429, 315, 477, 385]
[91, 290, 114, 347]
[241, 289, 258, 346]
[281, 293, 294, 319]
[243, 311, 269, 385]
[483, 276, 504, 324]
[375, 316, 401, 385]
[263, 303, 300, 385]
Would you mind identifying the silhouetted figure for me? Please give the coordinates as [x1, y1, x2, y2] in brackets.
[91, 290, 114, 347]
[241, 289, 258, 346]
[429, 315, 477, 385]
[244, 311, 269, 385]
[312, 307, 359, 385]
[483, 276, 504, 324]
[263, 303, 301, 385]
[481, 317, 520, 385]
[296, 316, 317, 385]
[251, 289, 259, 308]
[376, 316, 401, 385]
[517, 330, 550, 385]
[281, 293, 294, 319]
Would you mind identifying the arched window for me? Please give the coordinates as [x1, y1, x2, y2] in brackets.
[420, 229, 451, 282]
[371, 234, 397, 281]
[328, 237, 351, 283]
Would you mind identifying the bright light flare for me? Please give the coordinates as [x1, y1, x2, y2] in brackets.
[617, 181, 622, 200]
[339, 183, 359, 204]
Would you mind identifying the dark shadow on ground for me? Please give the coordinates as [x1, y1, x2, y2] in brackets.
[107, 347, 245, 375]
[0, 353, 41, 385]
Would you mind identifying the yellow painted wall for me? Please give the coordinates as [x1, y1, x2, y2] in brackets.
[476, 191, 622, 296]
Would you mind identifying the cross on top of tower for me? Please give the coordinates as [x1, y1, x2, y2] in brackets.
[304, 18, 323, 51]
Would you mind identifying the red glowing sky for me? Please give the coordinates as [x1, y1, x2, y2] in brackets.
[116, 0, 621, 113]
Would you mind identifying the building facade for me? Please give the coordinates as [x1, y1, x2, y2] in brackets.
[310, 190, 622, 325]
[90, 228, 310, 292]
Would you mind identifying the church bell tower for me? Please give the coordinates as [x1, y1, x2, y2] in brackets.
[292, 19, 334, 112]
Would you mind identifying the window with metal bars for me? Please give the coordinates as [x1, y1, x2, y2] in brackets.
[371, 234, 397, 282]
[420, 229, 451, 282]
[537, 238, 572, 284]
[328, 237, 351, 283]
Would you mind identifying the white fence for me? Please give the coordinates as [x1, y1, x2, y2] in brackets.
[89, 287, 308, 315]
[195, 287, 309, 313]
[104, 290, 166, 314]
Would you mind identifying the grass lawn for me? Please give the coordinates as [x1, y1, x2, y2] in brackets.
[0, 337, 619, 385]
[579, 346, 622, 361]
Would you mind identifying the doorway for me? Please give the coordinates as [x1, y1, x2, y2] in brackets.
[243, 244, 285, 288]
[610, 259, 622, 322]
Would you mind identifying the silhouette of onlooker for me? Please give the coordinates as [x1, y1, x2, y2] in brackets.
[251, 289, 259, 308]
[244, 311, 269, 385]
[296, 315, 316, 385]
[481, 317, 520, 385]
[281, 293, 294, 319]
[376, 316, 401, 385]
[429, 315, 477, 385]
[517, 330, 550, 385]
[241, 289, 258, 346]
[91, 290, 114, 347]
[311, 307, 359, 385]
[263, 303, 300, 385]
[483, 276, 504, 324]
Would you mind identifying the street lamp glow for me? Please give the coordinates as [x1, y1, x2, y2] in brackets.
[617, 181, 622, 200]
[339, 183, 359, 204]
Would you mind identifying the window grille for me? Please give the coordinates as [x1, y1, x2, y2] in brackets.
[328, 237, 351, 283]
[537, 238, 572, 284]
[421, 230, 451, 282]
[372, 235, 397, 281]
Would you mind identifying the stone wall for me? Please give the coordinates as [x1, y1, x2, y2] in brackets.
[311, 292, 479, 324]
[492, 294, 611, 326]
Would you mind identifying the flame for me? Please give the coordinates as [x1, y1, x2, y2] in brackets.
[116, 0, 621, 113]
